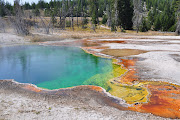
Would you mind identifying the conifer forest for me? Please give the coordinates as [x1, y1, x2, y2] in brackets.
[0, 0, 180, 34]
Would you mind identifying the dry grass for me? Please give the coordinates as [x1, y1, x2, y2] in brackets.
[29, 25, 118, 42]
[126, 30, 175, 36]
[101, 49, 148, 57]
[30, 29, 176, 43]
[30, 36, 47, 42]
[29, 23, 176, 43]
[29, 34, 62, 42]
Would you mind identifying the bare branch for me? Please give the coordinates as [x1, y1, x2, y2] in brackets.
[10, 0, 30, 35]
[0, 17, 6, 32]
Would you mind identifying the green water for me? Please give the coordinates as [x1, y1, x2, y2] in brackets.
[0, 45, 126, 90]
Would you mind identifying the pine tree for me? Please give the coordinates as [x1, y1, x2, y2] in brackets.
[154, 16, 161, 31]
[0, 0, 6, 17]
[31, 3, 36, 9]
[118, 0, 133, 30]
[33, 8, 40, 17]
[37, 0, 46, 9]
[147, 10, 153, 27]
[175, 0, 180, 35]
[24, 2, 31, 10]
[160, 3, 175, 31]
[101, 15, 107, 25]
[89, 0, 99, 26]
[145, 0, 177, 32]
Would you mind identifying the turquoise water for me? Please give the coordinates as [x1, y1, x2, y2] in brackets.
[0, 45, 115, 89]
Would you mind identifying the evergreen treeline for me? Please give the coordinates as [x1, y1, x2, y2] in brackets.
[145, 0, 180, 31]
[0, 0, 180, 32]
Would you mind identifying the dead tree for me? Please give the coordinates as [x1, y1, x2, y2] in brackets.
[39, 16, 53, 34]
[0, 17, 6, 32]
[58, 0, 66, 29]
[0, 0, 30, 35]
[90, 21, 96, 32]
[81, 0, 83, 27]
[12, 0, 30, 35]
[76, 0, 79, 27]
[106, 1, 112, 27]
[59, 0, 77, 30]
[133, 0, 143, 33]
[59, 7, 62, 27]
[70, 0, 74, 30]
[114, 0, 118, 26]
[175, 6, 180, 35]
[113, 0, 118, 32]
[61, 0, 66, 29]
[176, 19, 180, 35]
[31, 9, 53, 34]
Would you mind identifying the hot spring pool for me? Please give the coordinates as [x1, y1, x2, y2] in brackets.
[0, 45, 126, 90]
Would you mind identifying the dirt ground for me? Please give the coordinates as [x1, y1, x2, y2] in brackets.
[0, 32, 180, 120]
[96, 36, 180, 85]
[0, 80, 171, 120]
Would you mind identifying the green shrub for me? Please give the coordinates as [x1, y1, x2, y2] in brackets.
[140, 17, 148, 32]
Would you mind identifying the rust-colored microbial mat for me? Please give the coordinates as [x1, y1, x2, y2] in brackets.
[129, 82, 180, 119]
[81, 39, 180, 119]
[111, 58, 180, 118]
[23, 85, 42, 92]
[29, 38, 180, 118]
[113, 58, 180, 118]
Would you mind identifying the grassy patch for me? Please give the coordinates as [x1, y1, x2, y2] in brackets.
[29, 35, 61, 42]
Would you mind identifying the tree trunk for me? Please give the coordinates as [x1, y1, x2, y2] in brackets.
[0, 17, 6, 32]
[106, 4, 111, 27]
[59, 9, 62, 28]
[133, 0, 143, 33]
[81, 0, 84, 28]
[176, 19, 180, 35]
[71, 1, 74, 31]
[76, 12, 78, 27]
[62, 0, 66, 30]
[12, 0, 30, 35]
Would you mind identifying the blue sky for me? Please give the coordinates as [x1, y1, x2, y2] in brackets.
[5, 0, 51, 5]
